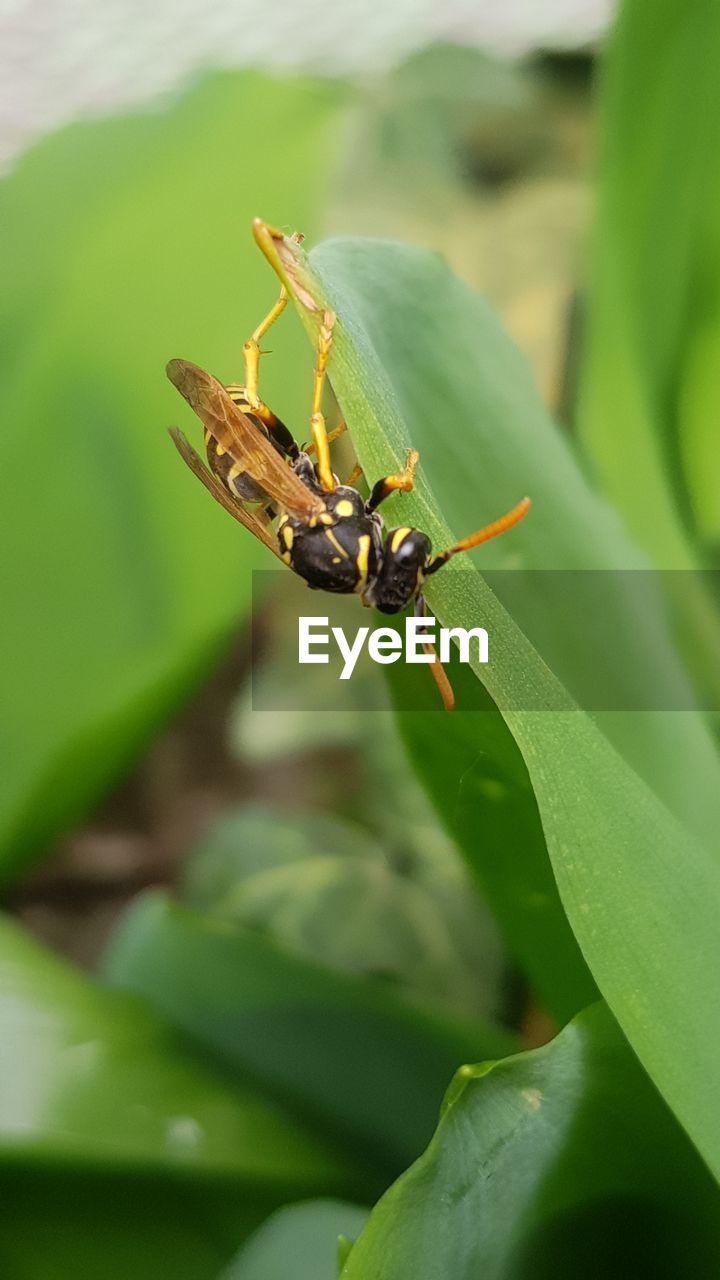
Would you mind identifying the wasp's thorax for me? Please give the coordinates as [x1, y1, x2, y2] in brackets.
[277, 465, 383, 596]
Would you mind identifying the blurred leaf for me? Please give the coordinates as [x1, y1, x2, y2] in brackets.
[252, 228, 720, 1175]
[229, 592, 506, 1023]
[577, 0, 720, 693]
[184, 807, 377, 903]
[0, 913, 352, 1279]
[220, 1200, 368, 1280]
[388, 657, 595, 1022]
[679, 312, 720, 548]
[183, 805, 503, 1022]
[343, 45, 529, 193]
[102, 892, 517, 1187]
[340, 1004, 720, 1280]
[0, 70, 348, 881]
[0, 1170, 248, 1280]
[579, 0, 720, 557]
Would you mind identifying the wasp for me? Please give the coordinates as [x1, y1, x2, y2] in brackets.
[167, 268, 530, 710]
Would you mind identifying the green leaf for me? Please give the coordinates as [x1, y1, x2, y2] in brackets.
[184, 808, 377, 905]
[340, 1004, 720, 1279]
[301, 234, 720, 851]
[0, 913, 352, 1279]
[250, 227, 720, 1176]
[388, 657, 596, 1022]
[102, 891, 517, 1186]
[220, 1200, 368, 1280]
[0, 70, 347, 882]
[579, 0, 720, 559]
[577, 0, 720, 695]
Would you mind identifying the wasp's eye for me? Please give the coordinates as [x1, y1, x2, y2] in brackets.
[388, 528, 431, 562]
[395, 539, 417, 560]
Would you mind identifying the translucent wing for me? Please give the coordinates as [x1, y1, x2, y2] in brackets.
[167, 358, 325, 520]
[168, 426, 284, 561]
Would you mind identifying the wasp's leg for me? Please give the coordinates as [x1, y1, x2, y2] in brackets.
[243, 285, 289, 409]
[310, 423, 359, 487]
[414, 594, 455, 712]
[366, 449, 419, 513]
[309, 309, 337, 492]
[425, 496, 531, 575]
[328, 421, 347, 446]
[305, 421, 347, 456]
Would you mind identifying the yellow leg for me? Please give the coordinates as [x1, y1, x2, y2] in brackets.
[343, 462, 363, 487]
[415, 595, 455, 712]
[309, 309, 337, 492]
[305, 421, 347, 455]
[366, 448, 419, 512]
[243, 286, 289, 408]
[306, 421, 358, 486]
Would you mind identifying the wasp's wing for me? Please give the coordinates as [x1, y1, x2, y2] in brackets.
[168, 427, 284, 561]
[167, 358, 325, 520]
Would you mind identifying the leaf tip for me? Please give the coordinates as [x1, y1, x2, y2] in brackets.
[252, 216, 319, 312]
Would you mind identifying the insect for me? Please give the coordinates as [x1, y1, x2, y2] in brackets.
[167, 266, 530, 710]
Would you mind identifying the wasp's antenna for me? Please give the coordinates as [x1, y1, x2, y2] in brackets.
[426, 497, 531, 575]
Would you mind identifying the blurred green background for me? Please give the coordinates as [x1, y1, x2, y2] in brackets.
[3, 2, 720, 1277]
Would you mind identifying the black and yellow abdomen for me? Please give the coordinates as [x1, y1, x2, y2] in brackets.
[205, 386, 297, 503]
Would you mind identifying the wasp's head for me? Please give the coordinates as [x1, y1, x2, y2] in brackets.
[362, 527, 431, 614]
